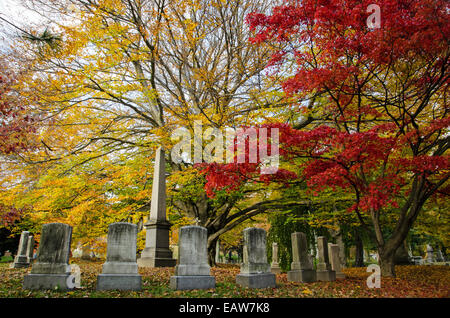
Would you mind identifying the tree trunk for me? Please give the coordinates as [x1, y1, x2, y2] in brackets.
[354, 230, 364, 267]
[207, 237, 218, 266]
[394, 240, 411, 265]
[379, 249, 396, 277]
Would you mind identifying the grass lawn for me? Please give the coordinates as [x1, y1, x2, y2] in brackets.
[0, 260, 448, 298]
[0, 256, 13, 263]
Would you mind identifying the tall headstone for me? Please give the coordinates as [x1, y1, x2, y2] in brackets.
[336, 231, 346, 268]
[287, 232, 316, 283]
[12, 231, 30, 268]
[138, 147, 176, 267]
[316, 236, 336, 281]
[270, 242, 281, 274]
[215, 240, 221, 264]
[23, 223, 74, 290]
[26, 235, 35, 264]
[170, 226, 215, 290]
[328, 243, 345, 279]
[81, 244, 93, 260]
[425, 244, 434, 263]
[435, 249, 444, 262]
[97, 222, 142, 290]
[72, 242, 82, 258]
[170, 244, 179, 261]
[236, 228, 276, 288]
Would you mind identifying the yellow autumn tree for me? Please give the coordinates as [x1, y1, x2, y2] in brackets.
[1, 0, 298, 262]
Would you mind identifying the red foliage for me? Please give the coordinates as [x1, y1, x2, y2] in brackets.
[196, 125, 297, 197]
[0, 61, 36, 154]
[0, 204, 25, 227]
[201, 0, 449, 216]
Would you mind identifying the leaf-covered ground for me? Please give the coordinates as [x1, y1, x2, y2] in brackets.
[0, 261, 448, 298]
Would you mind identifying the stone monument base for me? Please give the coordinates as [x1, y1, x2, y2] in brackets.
[12, 262, 30, 269]
[170, 275, 215, 290]
[316, 270, 336, 281]
[137, 257, 176, 268]
[23, 273, 74, 291]
[270, 265, 281, 274]
[97, 274, 142, 291]
[335, 272, 346, 279]
[287, 269, 316, 283]
[236, 273, 276, 288]
[12, 255, 30, 268]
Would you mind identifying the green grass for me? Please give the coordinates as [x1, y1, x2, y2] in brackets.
[0, 256, 13, 263]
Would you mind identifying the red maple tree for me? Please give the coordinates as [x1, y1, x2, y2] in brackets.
[201, 0, 449, 276]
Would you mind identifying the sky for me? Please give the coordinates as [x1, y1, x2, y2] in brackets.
[0, 0, 45, 51]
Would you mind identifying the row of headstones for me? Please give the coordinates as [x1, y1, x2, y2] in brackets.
[19, 222, 346, 291]
[215, 241, 242, 264]
[270, 232, 345, 282]
[420, 245, 447, 264]
[20, 222, 141, 291]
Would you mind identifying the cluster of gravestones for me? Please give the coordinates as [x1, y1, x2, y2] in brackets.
[13, 147, 347, 291]
[10, 231, 35, 268]
[15, 221, 348, 292]
[270, 232, 345, 283]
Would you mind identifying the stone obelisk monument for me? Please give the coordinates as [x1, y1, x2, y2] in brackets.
[137, 147, 176, 267]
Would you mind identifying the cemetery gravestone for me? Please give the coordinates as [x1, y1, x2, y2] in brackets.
[26, 236, 34, 264]
[328, 243, 345, 279]
[316, 236, 336, 281]
[426, 244, 435, 263]
[435, 249, 445, 262]
[138, 147, 176, 267]
[72, 244, 82, 258]
[215, 240, 221, 264]
[270, 242, 281, 274]
[23, 223, 74, 290]
[97, 222, 142, 291]
[81, 244, 93, 260]
[287, 232, 316, 283]
[170, 226, 215, 290]
[12, 231, 30, 268]
[170, 244, 179, 261]
[236, 228, 276, 288]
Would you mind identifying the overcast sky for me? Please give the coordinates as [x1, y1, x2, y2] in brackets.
[0, 0, 45, 51]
